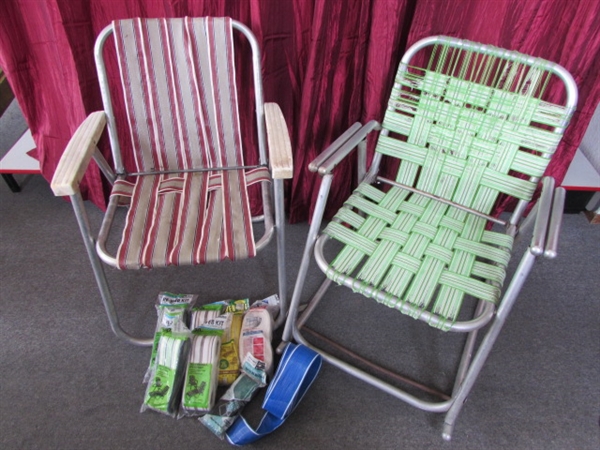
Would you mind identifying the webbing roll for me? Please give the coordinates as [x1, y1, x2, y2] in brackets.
[225, 343, 323, 445]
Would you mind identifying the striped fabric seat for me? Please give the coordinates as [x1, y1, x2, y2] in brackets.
[323, 38, 573, 329]
[111, 17, 267, 269]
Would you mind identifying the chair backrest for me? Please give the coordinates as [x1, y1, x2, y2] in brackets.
[110, 17, 248, 173]
[95, 17, 268, 177]
[377, 36, 577, 215]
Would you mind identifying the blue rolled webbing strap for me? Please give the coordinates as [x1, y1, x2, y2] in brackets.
[225, 343, 322, 445]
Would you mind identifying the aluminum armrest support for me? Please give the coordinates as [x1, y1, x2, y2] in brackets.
[530, 177, 560, 257]
[50, 111, 107, 196]
[264, 103, 293, 179]
[309, 122, 363, 173]
[312, 121, 381, 176]
[543, 186, 566, 259]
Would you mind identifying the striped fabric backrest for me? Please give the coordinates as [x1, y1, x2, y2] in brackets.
[113, 17, 244, 173]
[377, 37, 575, 214]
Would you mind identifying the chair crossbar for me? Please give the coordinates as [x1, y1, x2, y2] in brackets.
[126, 164, 267, 177]
[377, 176, 507, 225]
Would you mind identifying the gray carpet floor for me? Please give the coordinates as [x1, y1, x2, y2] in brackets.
[1, 99, 599, 449]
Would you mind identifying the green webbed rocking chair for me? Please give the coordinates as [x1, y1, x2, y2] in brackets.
[282, 36, 577, 440]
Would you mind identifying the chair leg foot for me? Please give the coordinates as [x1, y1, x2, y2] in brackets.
[276, 341, 289, 355]
[442, 422, 454, 441]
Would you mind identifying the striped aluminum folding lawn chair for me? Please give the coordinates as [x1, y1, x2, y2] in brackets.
[51, 17, 292, 345]
[282, 36, 577, 440]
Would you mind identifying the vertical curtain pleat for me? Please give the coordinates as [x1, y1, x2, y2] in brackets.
[0, 0, 599, 221]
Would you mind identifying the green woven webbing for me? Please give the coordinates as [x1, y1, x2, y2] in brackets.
[323, 39, 572, 329]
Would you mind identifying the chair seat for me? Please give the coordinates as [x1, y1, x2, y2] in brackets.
[110, 167, 270, 269]
[321, 182, 514, 329]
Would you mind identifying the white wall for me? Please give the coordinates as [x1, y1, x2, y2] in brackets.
[579, 103, 600, 172]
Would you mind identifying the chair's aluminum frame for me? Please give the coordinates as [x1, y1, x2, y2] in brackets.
[281, 35, 577, 439]
[64, 20, 288, 346]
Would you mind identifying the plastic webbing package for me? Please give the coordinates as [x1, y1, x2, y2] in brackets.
[144, 292, 197, 383]
[181, 334, 222, 415]
[141, 333, 189, 418]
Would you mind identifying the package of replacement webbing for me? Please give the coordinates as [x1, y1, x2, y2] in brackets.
[239, 295, 279, 377]
[143, 292, 197, 383]
[199, 295, 281, 438]
[179, 302, 228, 417]
[141, 332, 190, 418]
[179, 333, 222, 417]
[217, 299, 249, 386]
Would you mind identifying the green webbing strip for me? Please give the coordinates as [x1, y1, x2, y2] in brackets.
[344, 195, 397, 224]
[481, 230, 514, 248]
[439, 271, 500, 303]
[334, 208, 365, 229]
[471, 261, 507, 283]
[511, 150, 551, 177]
[326, 222, 377, 256]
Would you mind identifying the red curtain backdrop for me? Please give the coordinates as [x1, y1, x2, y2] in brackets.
[1, 0, 599, 222]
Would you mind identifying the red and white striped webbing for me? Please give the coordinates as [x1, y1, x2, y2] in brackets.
[112, 17, 260, 269]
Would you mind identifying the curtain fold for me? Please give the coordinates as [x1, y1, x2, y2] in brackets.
[1, 0, 598, 222]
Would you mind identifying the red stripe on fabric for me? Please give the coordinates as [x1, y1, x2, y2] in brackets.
[138, 19, 169, 172]
[224, 19, 254, 259]
[245, 167, 271, 185]
[114, 20, 145, 172]
[197, 192, 218, 264]
[159, 19, 190, 263]
[132, 20, 159, 171]
[110, 179, 135, 198]
[141, 182, 167, 267]
[187, 18, 218, 166]
[206, 20, 234, 259]
[159, 19, 184, 171]
[186, 18, 224, 263]
[217, 19, 255, 260]
[163, 182, 181, 266]
[117, 175, 160, 269]
[170, 173, 208, 266]
[166, 18, 215, 265]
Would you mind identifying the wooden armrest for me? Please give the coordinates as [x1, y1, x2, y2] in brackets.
[50, 111, 107, 196]
[264, 103, 293, 179]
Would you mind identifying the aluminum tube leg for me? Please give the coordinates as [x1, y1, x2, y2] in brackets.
[70, 193, 152, 346]
[273, 179, 288, 329]
[280, 174, 334, 348]
[297, 277, 333, 328]
[451, 299, 487, 397]
[357, 140, 367, 183]
[442, 251, 537, 440]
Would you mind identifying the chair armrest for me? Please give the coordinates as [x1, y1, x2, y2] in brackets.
[308, 122, 363, 173]
[265, 103, 293, 179]
[313, 120, 381, 176]
[542, 185, 566, 259]
[530, 177, 566, 258]
[50, 111, 107, 196]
